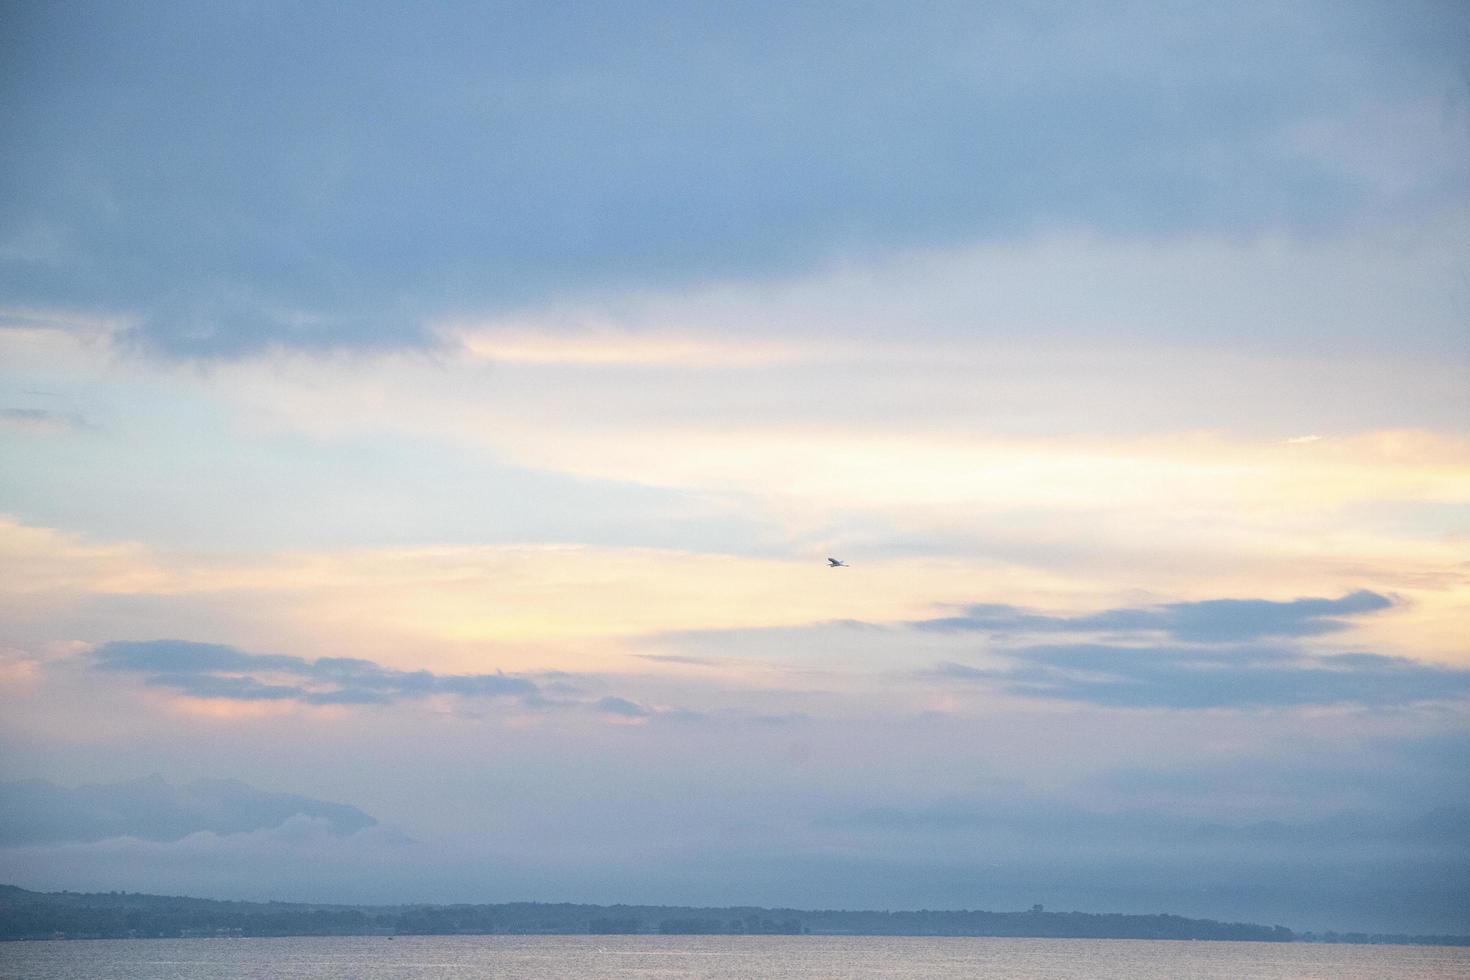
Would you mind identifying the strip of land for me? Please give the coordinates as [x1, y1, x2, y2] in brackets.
[1, 885, 1463, 945]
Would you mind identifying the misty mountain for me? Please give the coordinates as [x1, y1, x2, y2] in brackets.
[0, 776, 376, 845]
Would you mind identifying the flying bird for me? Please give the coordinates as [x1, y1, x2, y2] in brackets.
[827, 557, 848, 567]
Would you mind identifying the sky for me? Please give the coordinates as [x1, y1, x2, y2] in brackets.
[1, 0, 1468, 935]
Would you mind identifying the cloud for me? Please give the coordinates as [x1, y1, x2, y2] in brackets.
[0, 774, 375, 846]
[2, 2, 1462, 355]
[94, 640, 537, 707]
[930, 645, 1470, 709]
[912, 590, 1394, 642]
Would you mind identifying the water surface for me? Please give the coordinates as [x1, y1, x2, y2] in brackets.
[2, 935, 1466, 979]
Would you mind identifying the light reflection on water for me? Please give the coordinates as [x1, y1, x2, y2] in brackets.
[1, 935, 1466, 980]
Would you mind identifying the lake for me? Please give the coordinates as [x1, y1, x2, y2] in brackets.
[2, 935, 1466, 979]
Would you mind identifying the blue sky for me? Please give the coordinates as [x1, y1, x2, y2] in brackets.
[1, 0, 1468, 934]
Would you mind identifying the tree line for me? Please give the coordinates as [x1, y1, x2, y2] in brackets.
[2, 884, 1461, 945]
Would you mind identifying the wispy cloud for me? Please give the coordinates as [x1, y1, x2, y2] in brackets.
[0, 407, 96, 434]
[635, 653, 728, 667]
[929, 646, 1470, 709]
[451, 327, 816, 368]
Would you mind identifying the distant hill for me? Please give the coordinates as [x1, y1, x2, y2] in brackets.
[0, 884, 1459, 945]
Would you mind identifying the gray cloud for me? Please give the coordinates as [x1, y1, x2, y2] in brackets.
[95, 640, 536, 707]
[3, 2, 1462, 355]
[0, 774, 375, 846]
[913, 590, 1394, 642]
[97, 640, 306, 675]
[930, 644, 1470, 709]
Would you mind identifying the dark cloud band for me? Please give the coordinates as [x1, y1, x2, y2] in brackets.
[900, 589, 1458, 709]
[4, 2, 1460, 356]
